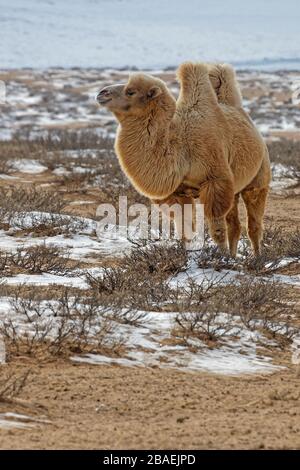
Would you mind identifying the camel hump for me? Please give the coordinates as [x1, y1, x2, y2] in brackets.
[207, 63, 243, 108]
[176, 62, 218, 108]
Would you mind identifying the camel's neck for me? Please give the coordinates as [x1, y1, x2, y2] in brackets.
[115, 103, 187, 199]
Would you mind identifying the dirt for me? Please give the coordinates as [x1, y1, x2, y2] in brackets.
[0, 359, 299, 450]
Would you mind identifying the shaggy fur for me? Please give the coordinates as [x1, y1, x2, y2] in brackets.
[97, 63, 271, 255]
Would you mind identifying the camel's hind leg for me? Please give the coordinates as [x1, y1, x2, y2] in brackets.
[241, 187, 269, 256]
[226, 193, 241, 257]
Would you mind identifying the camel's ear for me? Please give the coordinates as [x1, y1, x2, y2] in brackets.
[147, 86, 162, 100]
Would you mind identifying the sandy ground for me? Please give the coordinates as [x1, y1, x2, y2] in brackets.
[0, 189, 299, 449]
[1, 358, 299, 450]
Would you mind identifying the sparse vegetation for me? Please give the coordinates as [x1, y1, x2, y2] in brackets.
[0, 370, 30, 404]
[173, 277, 298, 347]
[1, 287, 126, 360]
[8, 244, 75, 275]
[268, 139, 300, 185]
[0, 75, 299, 379]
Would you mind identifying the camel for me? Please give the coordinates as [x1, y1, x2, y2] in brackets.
[97, 63, 271, 256]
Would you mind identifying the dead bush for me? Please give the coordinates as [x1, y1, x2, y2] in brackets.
[174, 309, 238, 345]
[222, 278, 292, 329]
[1, 288, 126, 359]
[0, 131, 113, 161]
[0, 187, 65, 221]
[268, 139, 300, 184]
[122, 241, 188, 276]
[39, 130, 113, 152]
[173, 276, 298, 347]
[86, 242, 188, 310]
[9, 244, 74, 275]
[0, 157, 13, 175]
[243, 226, 300, 274]
[0, 371, 30, 403]
[0, 137, 46, 161]
[197, 244, 235, 271]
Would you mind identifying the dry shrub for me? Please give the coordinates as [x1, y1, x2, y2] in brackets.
[0, 252, 9, 274]
[197, 226, 300, 275]
[222, 278, 293, 329]
[0, 288, 126, 360]
[0, 131, 113, 159]
[0, 186, 89, 234]
[268, 139, 300, 184]
[39, 130, 113, 152]
[0, 371, 30, 403]
[173, 277, 298, 347]
[8, 244, 75, 275]
[58, 168, 103, 191]
[0, 187, 65, 220]
[175, 310, 238, 344]
[0, 157, 13, 175]
[86, 242, 188, 310]
[122, 242, 188, 276]
[197, 244, 235, 271]
[0, 137, 46, 161]
[243, 226, 300, 274]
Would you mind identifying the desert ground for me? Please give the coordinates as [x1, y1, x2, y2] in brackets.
[0, 68, 299, 449]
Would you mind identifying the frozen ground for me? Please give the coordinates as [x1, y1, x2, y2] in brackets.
[0, 67, 299, 381]
[0, 221, 298, 376]
[0, 293, 283, 376]
[1, 0, 300, 70]
[0, 69, 300, 141]
[72, 310, 280, 375]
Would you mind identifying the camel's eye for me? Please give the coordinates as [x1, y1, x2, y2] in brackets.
[126, 89, 136, 97]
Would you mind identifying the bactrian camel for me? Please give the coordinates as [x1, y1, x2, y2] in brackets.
[97, 62, 271, 256]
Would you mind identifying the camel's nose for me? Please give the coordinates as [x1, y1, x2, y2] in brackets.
[96, 88, 112, 103]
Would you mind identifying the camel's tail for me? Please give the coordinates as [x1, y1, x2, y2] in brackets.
[207, 63, 243, 108]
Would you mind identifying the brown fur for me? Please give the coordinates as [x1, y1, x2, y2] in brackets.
[97, 63, 271, 255]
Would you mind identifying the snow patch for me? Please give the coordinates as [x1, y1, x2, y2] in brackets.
[9, 159, 48, 174]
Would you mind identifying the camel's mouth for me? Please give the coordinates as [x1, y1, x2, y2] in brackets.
[96, 89, 113, 105]
[96, 96, 112, 105]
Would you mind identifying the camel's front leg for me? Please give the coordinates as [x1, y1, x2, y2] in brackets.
[207, 216, 229, 253]
[199, 177, 235, 254]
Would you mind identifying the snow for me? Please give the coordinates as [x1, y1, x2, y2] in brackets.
[170, 259, 240, 289]
[0, 174, 19, 181]
[271, 163, 296, 192]
[72, 311, 280, 376]
[7, 211, 95, 232]
[291, 336, 300, 365]
[0, 292, 282, 375]
[171, 256, 300, 290]
[0, 209, 298, 377]
[271, 273, 300, 288]
[9, 159, 48, 174]
[3, 273, 90, 289]
[0, 415, 35, 430]
[0, 412, 50, 430]
[0, 335, 5, 364]
[1, 0, 300, 70]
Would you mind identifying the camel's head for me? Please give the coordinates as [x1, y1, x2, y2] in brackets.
[96, 73, 175, 119]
